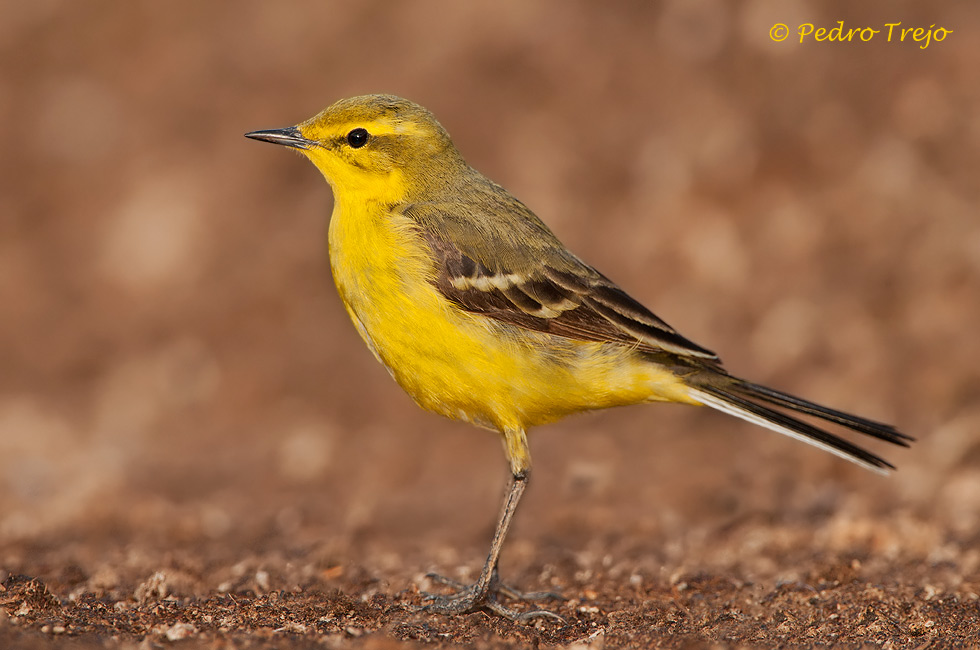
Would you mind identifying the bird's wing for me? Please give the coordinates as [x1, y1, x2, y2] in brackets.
[401, 198, 719, 360]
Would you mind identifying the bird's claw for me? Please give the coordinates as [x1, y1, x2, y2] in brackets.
[420, 571, 564, 623]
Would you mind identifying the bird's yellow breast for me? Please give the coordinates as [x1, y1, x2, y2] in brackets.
[326, 198, 695, 441]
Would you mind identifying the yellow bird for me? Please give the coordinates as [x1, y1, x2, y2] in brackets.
[246, 95, 911, 621]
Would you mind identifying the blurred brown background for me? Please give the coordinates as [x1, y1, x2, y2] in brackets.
[1, 0, 978, 646]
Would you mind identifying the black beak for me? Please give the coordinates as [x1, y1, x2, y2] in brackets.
[244, 126, 314, 150]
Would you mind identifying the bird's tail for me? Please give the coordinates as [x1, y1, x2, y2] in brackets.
[686, 377, 913, 474]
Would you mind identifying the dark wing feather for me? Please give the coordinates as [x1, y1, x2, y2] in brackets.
[407, 199, 718, 360]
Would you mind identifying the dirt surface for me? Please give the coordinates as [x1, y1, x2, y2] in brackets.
[2, 1, 979, 648]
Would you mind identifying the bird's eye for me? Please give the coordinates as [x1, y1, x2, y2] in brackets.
[346, 128, 369, 148]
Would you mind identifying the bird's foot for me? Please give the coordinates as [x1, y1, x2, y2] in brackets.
[421, 571, 564, 623]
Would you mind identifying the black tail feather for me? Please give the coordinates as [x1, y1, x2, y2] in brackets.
[688, 378, 911, 473]
[732, 380, 914, 447]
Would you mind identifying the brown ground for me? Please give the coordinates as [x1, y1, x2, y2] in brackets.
[2, 1, 979, 648]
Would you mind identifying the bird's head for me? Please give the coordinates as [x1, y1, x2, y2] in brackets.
[246, 94, 463, 202]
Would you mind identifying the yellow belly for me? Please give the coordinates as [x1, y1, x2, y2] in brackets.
[327, 201, 695, 436]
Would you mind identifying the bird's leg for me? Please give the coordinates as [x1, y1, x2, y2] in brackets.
[422, 473, 563, 622]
